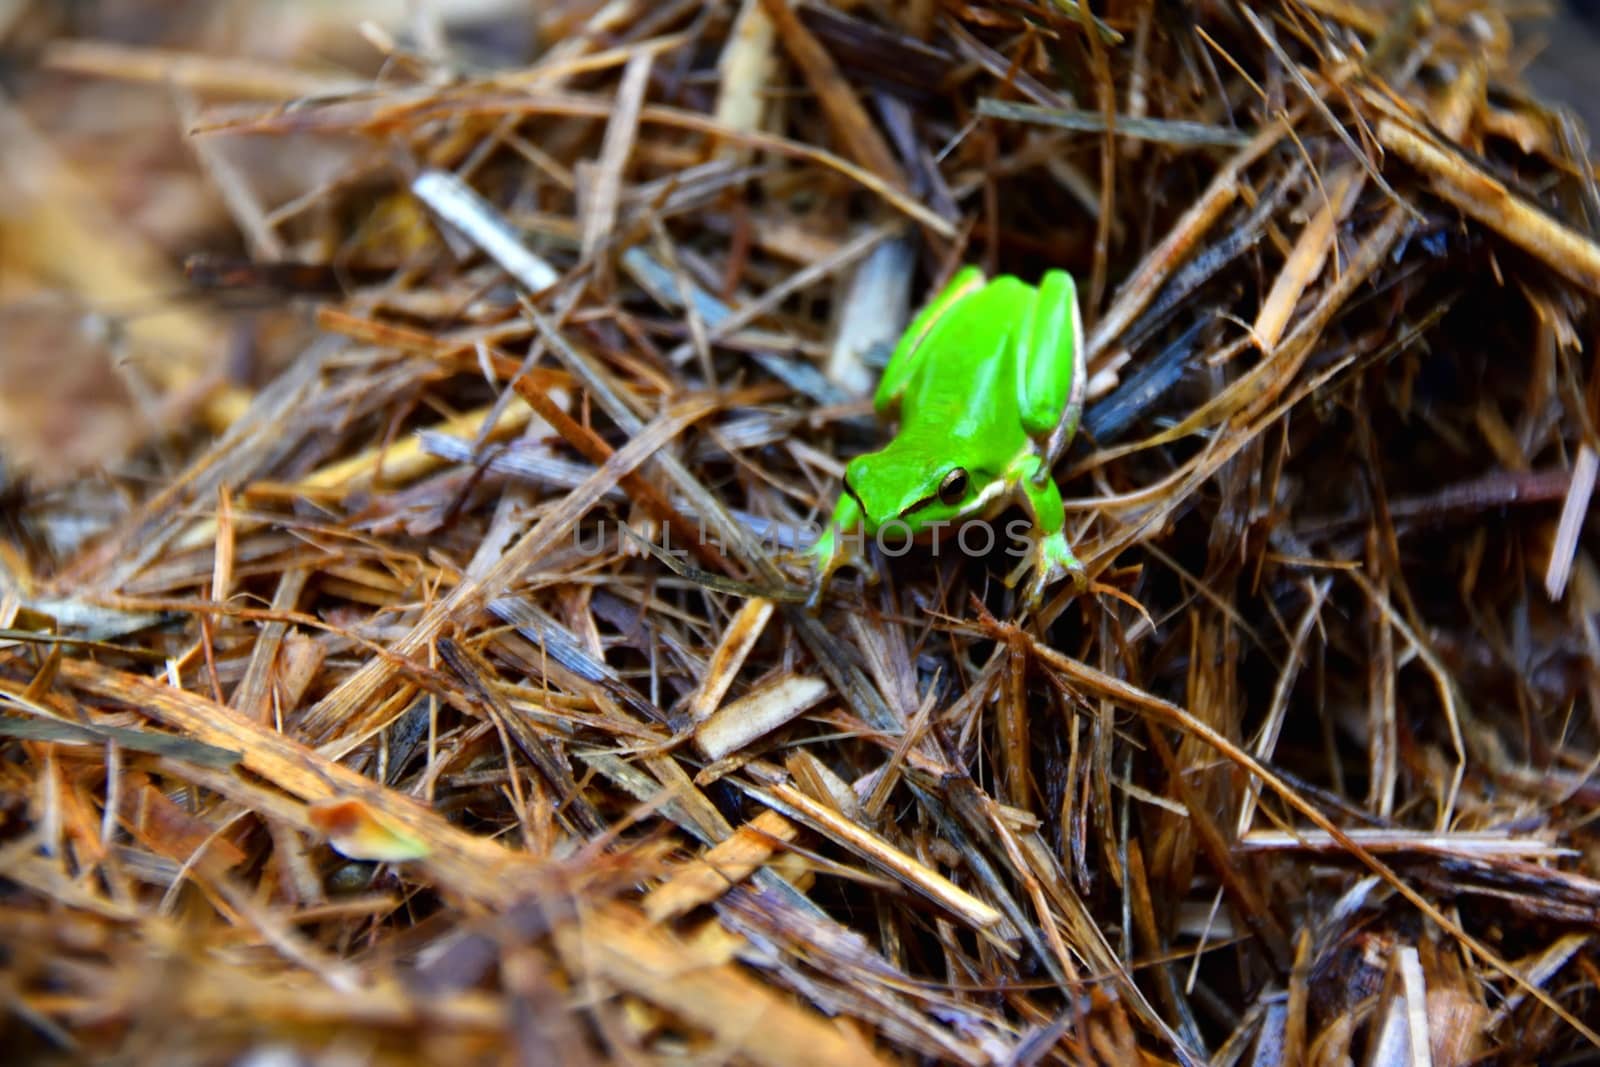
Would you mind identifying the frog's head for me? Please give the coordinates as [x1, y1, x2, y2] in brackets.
[843, 435, 997, 536]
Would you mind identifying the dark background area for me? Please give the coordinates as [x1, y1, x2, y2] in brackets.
[1531, 2, 1600, 134]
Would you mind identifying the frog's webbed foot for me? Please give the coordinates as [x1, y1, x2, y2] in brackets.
[1019, 531, 1087, 611]
[804, 525, 877, 611]
[803, 531, 836, 612]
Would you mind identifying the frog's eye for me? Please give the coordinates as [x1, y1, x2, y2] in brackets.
[938, 468, 969, 505]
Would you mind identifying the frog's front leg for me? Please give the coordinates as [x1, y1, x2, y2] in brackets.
[805, 489, 873, 609]
[1011, 455, 1087, 609]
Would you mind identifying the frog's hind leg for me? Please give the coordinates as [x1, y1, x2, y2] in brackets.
[1014, 269, 1086, 478]
[873, 266, 987, 414]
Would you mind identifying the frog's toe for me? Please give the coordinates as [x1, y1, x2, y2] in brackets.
[804, 581, 826, 612]
[775, 549, 810, 580]
[1021, 535, 1086, 609]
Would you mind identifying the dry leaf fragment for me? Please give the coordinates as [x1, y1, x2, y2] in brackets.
[695, 674, 829, 760]
[309, 797, 431, 862]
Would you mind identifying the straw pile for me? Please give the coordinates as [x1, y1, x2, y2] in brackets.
[4, 1, 1600, 1062]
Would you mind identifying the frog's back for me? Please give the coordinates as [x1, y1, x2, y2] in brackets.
[898, 276, 1031, 441]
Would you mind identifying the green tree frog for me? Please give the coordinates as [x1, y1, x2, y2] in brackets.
[808, 266, 1088, 609]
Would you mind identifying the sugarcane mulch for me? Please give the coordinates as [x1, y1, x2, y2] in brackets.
[4, 2, 1600, 1063]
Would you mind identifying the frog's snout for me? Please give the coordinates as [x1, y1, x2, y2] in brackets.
[842, 454, 879, 523]
[847, 447, 928, 522]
